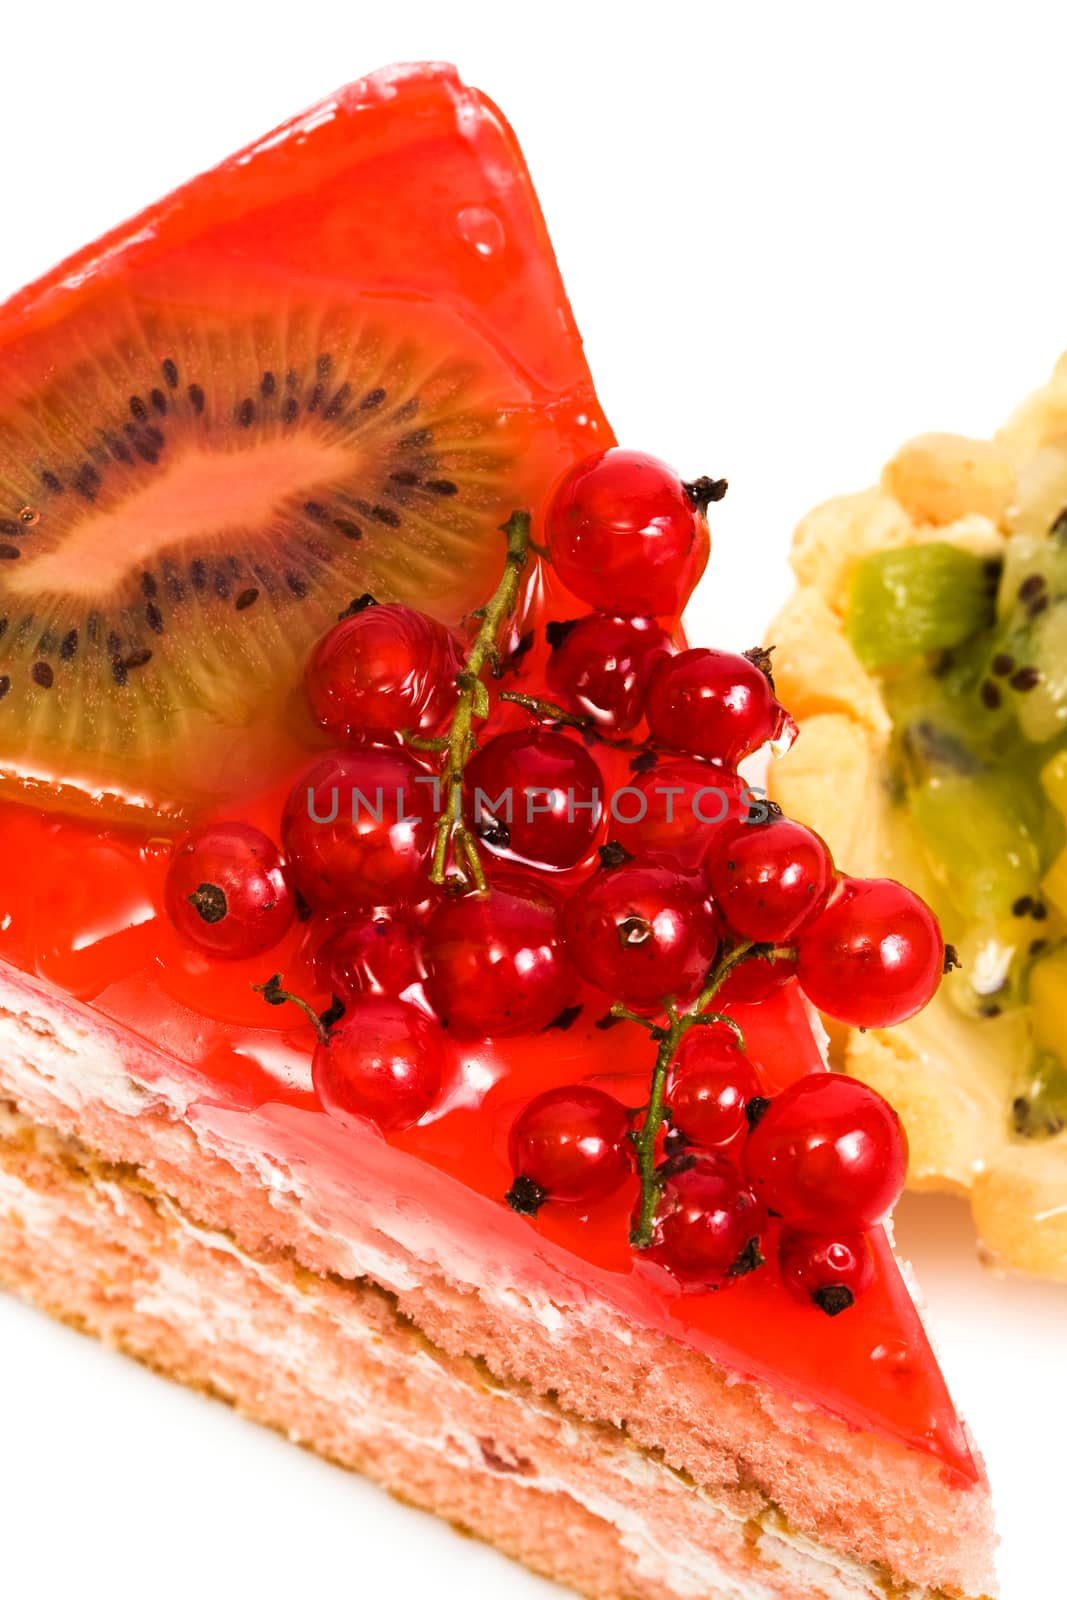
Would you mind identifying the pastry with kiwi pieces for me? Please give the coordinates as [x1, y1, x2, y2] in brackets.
[769, 363, 1067, 1281]
[0, 62, 995, 1600]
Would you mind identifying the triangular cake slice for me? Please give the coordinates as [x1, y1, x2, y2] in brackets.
[0, 64, 995, 1600]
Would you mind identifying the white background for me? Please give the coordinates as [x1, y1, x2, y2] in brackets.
[1, 4, 1065, 1597]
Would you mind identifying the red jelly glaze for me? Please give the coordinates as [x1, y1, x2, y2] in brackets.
[0, 804, 978, 1483]
[0, 64, 978, 1490]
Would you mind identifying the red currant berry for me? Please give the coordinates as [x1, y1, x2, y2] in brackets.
[743, 1073, 908, 1231]
[281, 747, 435, 913]
[545, 614, 673, 734]
[778, 1228, 875, 1316]
[304, 602, 462, 739]
[465, 729, 604, 870]
[165, 822, 294, 959]
[313, 911, 423, 1000]
[645, 649, 792, 765]
[312, 997, 442, 1132]
[644, 1152, 765, 1290]
[625, 759, 750, 871]
[706, 815, 835, 943]
[561, 862, 719, 1012]
[544, 449, 710, 617]
[506, 1085, 632, 1213]
[668, 1029, 764, 1150]
[424, 880, 576, 1037]
[795, 877, 944, 1028]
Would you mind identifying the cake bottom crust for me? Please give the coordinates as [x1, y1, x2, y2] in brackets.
[0, 1100, 979, 1600]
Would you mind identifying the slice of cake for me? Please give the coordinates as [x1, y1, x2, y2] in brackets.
[0, 63, 995, 1600]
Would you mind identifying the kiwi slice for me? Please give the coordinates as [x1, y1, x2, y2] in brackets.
[0, 297, 520, 823]
[975, 532, 1067, 743]
[846, 543, 996, 669]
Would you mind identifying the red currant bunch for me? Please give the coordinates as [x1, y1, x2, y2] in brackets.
[545, 613, 672, 734]
[165, 821, 295, 959]
[506, 1085, 633, 1214]
[643, 1152, 765, 1291]
[423, 879, 577, 1037]
[645, 648, 793, 766]
[465, 728, 604, 870]
[743, 1073, 908, 1231]
[544, 449, 712, 618]
[561, 859, 719, 1012]
[282, 747, 435, 913]
[312, 997, 443, 1132]
[304, 600, 462, 739]
[795, 877, 944, 1028]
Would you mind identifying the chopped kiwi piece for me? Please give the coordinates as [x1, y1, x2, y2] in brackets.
[905, 772, 1042, 924]
[1012, 1050, 1067, 1138]
[975, 534, 1067, 743]
[0, 302, 526, 823]
[846, 543, 995, 669]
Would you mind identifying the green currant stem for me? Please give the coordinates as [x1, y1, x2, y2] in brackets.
[498, 689, 594, 732]
[429, 511, 531, 890]
[252, 974, 334, 1047]
[627, 940, 794, 1249]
